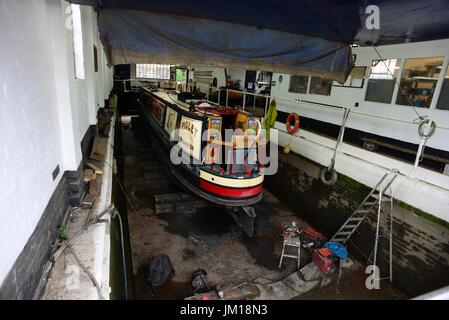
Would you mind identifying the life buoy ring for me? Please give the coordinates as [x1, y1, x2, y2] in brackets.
[286, 113, 300, 134]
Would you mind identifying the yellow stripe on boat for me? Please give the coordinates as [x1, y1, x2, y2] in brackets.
[199, 170, 264, 188]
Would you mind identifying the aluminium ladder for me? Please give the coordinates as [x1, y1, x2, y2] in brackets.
[330, 169, 399, 282]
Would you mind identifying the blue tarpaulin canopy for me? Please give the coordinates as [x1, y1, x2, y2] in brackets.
[69, 0, 449, 81]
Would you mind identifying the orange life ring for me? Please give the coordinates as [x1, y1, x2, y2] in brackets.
[286, 112, 300, 134]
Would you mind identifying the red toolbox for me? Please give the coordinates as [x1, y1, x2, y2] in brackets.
[312, 248, 334, 273]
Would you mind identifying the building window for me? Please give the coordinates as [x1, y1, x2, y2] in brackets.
[334, 66, 366, 88]
[309, 77, 332, 95]
[71, 4, 85, 80]
[437, 65, 449, 110]
[136, 64, 170, 79]
[176, 68, 186, 83]
[365, 59, 401, 103]
[288, 75, 309, 94]
[396, 57, 444, 108]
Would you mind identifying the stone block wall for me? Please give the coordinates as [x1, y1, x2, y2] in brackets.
[266, 151, 449, 296]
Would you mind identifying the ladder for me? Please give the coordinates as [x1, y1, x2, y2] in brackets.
[330, 169, 399, 281]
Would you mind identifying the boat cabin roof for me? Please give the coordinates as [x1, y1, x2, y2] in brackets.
[147, 88, 258, 119]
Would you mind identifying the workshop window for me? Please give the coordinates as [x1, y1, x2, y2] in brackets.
[71, 4, 85, 80]
[176, 68, 187, 83]
[365, 59, 401, 103]
[334, 66, 366, 88]
[136, 64, 171, 80]
[309, 77, 332, 95]
[288, 75, 309, 94]
[396, 57, 444, 108]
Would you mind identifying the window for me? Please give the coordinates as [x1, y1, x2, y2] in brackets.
[71, 4, 85, 79]
[369, 59, 400, 79]
[288, 75, 309, 94]
[396, 57, 444, 108]
[176, 68, 186, 83]
[334, 66, 366, 88]
[136, 64, 170, 79]
[437, 65, 449, 110]
[309, 77, 332, 95]
[365, 59, 401, 103]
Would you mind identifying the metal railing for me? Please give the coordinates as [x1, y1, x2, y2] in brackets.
[113, 79, 141, 93]
[213, 88, 271, 115]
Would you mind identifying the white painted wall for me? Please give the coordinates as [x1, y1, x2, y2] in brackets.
[0, 0, 113, 286]
[193, 66, 227, 93]
[227, 67, 246, 89]
[272, 124, 449, 222]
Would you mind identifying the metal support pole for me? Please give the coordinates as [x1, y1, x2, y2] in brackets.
[414, 138, 426, 170]
[328, 108, 350, 171]
[225, 89, 229, 107]
[373, 190, 382, 277]
[389, 189, 394, 283]
[264, 95, 269, 118]
[242, 92, 246, 111]
[413, 118, 433, 171]
[217, 88, 221, 106]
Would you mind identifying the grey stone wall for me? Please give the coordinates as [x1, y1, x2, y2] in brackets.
[266, 151, 449, 296]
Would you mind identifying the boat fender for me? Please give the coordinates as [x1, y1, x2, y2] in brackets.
[320, 167, 338, 186]
[286, 112, 300, 134]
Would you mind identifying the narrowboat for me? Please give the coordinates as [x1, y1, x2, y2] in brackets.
[138, 88, 264, 207]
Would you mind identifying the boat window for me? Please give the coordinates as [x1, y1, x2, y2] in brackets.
[136, 64, 170, 79]
[309, 77, 332, 95]
[437, 65, 449, 110]
[396, 57, 444, 108]
[365, 59, 401, 104]
[289, 75, 309, 94]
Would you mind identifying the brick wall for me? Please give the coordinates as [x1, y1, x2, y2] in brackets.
[266, 151, 449, 296]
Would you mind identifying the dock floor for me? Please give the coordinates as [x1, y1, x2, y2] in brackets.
[121, 117, 406, 300]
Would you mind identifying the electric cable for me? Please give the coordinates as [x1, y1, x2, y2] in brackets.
[111, 208, 128, 300]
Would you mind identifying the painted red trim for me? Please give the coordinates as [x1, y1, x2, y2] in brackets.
[199, 180, 263, 198]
